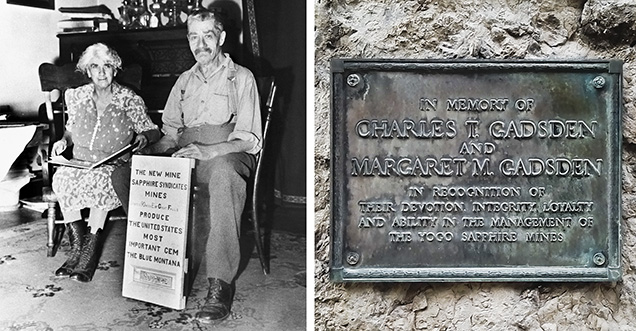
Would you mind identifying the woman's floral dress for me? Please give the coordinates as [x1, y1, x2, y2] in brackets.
[52, 82, 158, 214]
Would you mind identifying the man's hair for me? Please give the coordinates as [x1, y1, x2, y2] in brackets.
[76, 42, 122, 75]
[187, 8, 224, 35]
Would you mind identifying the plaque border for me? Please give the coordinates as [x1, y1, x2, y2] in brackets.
[329, 59, 623, 283]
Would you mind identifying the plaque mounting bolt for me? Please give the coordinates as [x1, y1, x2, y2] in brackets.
[347, 74, 361, 87]
[346, 252, 360, 265]
[593, 252, 606, 266]
[592, 76, 605, 89]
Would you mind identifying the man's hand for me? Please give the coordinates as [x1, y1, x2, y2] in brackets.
[172, 140, 252, 160]
[172, 143, 221, 160]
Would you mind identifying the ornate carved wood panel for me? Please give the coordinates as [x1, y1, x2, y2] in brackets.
[58, 27, 196, 112]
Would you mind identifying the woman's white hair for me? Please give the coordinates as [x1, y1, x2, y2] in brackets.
[76, 43, 122, 75]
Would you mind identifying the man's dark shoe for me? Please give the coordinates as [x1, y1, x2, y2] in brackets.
[196, 278, 233, 323]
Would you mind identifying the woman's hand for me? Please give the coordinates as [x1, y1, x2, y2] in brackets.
[52, 139, 68, 156]
[132, 134, 148, 153]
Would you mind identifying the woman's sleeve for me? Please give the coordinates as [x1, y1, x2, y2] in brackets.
[63, 87, 78, 133]
[124, 92, 159, 134]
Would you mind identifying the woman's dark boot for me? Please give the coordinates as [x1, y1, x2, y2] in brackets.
[54, 221, 85, 277]
[70, 228, 102, 283]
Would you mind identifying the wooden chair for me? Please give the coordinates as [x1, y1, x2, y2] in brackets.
[191, 77, 277, 275]
[38, 62, 142, 257]
[250, 77, 277, 275]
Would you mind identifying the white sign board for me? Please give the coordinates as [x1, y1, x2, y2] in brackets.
[122, 155, 195, 309]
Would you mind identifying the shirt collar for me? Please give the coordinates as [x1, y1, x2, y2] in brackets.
[193, 53, 231, 81]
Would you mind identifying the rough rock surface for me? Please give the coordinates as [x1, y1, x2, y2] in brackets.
[315, 0, 636, 329]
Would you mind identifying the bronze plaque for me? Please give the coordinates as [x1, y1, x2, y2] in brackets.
[330, 59, 622, 282]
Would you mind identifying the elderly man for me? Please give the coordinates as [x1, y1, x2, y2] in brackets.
[112, 8, 261, 322]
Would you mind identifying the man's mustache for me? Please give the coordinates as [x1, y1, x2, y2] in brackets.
[195, 47, 212, 55]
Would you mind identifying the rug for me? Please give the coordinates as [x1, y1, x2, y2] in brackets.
[0, 218, 306, 331]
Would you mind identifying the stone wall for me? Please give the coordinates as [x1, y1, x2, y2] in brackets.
[314, 0, 636, 329]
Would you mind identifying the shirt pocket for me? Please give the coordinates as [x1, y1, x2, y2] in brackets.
[185, 92, 232, 125]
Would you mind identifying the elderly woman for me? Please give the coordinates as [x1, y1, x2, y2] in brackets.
[51, 43, 160, 282]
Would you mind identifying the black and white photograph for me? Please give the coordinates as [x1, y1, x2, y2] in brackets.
[0, 0, 307, 330]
